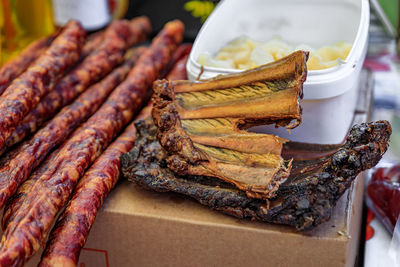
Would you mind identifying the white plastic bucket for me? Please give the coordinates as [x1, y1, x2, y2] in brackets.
[187, 0, 369, 144]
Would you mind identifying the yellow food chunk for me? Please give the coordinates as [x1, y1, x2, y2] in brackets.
[197, 36, 352, 71]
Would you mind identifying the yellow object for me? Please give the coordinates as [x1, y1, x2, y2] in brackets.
[109, 0, 129, 20]
[184, 0, 215, 23]
[0, 2, 3, 61]
[1, 0, 55, 64]
[198, 36, 352, 71]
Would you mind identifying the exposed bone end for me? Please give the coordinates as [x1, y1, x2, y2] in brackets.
[152, 80, 206, 163]
[152, 51, 308, 199]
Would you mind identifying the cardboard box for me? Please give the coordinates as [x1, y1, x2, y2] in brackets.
[22, 71, 373, 267]
[86, 176, 366, 267]
[23, 176, 364, 267]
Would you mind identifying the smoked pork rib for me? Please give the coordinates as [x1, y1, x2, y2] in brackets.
[152, 51, 308, 199]
[0, 20, 184, 266]
[121, 119, 391, 230]
[3, 16, 151, 151]
[40, 105, 152, 267]
[0, 47, 146, 209]
[0, 35, 56, 96]
[0, 20, 86, 150]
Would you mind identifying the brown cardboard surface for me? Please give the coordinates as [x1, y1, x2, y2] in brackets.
[21, 71, 372, 267]
[81, 175, 364, 267]
[22, 174, 364, 267]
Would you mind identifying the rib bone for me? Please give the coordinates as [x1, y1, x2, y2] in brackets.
[152, 51, 308, 199]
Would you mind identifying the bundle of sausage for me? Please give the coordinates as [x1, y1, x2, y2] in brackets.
[0, 16, 190, 266]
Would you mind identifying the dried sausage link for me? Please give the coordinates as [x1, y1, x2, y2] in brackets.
[1, 123, 86, 231]
[0, 47, 146, 209]
[0, 30, 104, 157]
[4, 17, 151, 151]
[1, 42, 181, 231]
[166, 54, 189, 80]
[0, 35, 56, 96]
[0, 20, 184, 266]
[169, 43, 192, 67]
[2, 146, 61, 230]
[0, 21, 101, 97]
[40, 106, 151, 266]
[81, 31, 104, 58]
[160, 43, 192, 78]
[166, 44, 191, 80]
[0, 20, 86, 151]
[0, 25, 108, 102]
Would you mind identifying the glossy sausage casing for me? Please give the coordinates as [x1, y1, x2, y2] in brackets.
[0, 20, 86, 151]
[0, 20, 184, 266]
[0, 35, 56, 96]
[40, 106, 151, 266]
[27, 41, 187, 266]
[0, 48, 147, 210]
[4, 17, 151, 150]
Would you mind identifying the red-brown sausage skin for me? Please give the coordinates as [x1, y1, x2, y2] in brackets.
[160, 43, 192, 78]
[0, 24, 101, 97]
[0, 20, 86, 151]
[169, 43, 192, 68]
[0, 35, 56, 96]
[39, 106, 151, 267]
[81, 31, 104, 58]
[4, 17, 151, 151]
[0, 20, 184, 266]
[166, 48, 190, 81]
[0, 47, 147, 210]
[2, 147, 61, 230]
[1, 124, 86, 231]
[1, 41, 184, 235]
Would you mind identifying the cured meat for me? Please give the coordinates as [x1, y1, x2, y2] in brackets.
[121, 119, 392, 230]
[165, 44, 191, 80]
[161, 43, 192, 78]
[81, 31, 104, 58]
[152, 51, 308, 199]
[0, 22, 101, 98]
[0, 35, 56, 96]
[367, 165, 400, 233]
[166, 53, 189, 80]
[170, 44, 192, 64]
[0, 47, 146, 209]
[37, 45, 182, 266]
[0, 20, 86, 150]
[0, 20, 184, 266]
[40, 106, 152, 267]
[6, 44, 185, 232]
[2, 125, 86, 231]
[3, 16, 151, 150]
[2, 147, 61, 230]
[0, 32, 101, 156]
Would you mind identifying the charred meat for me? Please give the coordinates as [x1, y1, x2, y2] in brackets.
[121, 119, 391, 230]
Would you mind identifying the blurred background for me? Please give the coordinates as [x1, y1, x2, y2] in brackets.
[0, 0, 221, 64]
